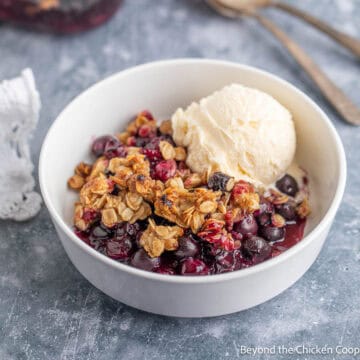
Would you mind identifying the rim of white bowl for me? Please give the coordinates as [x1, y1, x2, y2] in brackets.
[39, 58, 347, 284]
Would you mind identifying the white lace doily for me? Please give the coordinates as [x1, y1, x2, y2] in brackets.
[0, 69, 42, 221]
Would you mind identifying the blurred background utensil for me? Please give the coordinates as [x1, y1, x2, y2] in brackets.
[207, 0, 360, 126]
[215, 0, 360, 58]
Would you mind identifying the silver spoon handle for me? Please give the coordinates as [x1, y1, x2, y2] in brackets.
[271, 1, 360, 58]
[253, 12, 360, 125]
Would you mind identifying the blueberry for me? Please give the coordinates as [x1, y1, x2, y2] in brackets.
[135, 137, 150, 148]
[110, 184, 120, 196]
[233, 215, 258, 236]
[90, 223, 113, 240]
[125, 222, 140, 237]
[208, 172, 234, 192]
[260, 226, 285, 242]
[174, 236, 199, 259]
[276, 174, 299, 197]
[91, 136, 110, 157]
[276, 202, 296, 220]
[257, 213, 271, 226]
[214, 251, 235, 273]
[130, 249, 160, 272]
[115, 223, 126, 238]
[106, 238, 133, 260]
[91, 135, 120, 157]
[242, 236, 272, 264]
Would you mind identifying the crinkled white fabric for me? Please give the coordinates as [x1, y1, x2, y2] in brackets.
[0, 69, 42, 221]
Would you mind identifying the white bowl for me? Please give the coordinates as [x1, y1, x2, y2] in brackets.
[39, 59, 346, 317]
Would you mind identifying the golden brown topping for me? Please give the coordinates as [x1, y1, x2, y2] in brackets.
[159, 119, 172, 135]
[127, 174, 164, 202]
[217, 192, 231, 214]
[211, 212, 225, 221]
[108, 157, 125, 174]
[117, 131, 130, 144]
[104, 193, 123, 208]
[135, 113, 155, 128]
[107, 153, 151, 191]
[267, 189, 289, 205]
[74, 203, 86, 231]
[127, 154, 151, 175]
[130, 202, 152, 223]
[174, 147, 186, 161]
[88, 157, 109, 179]
[92, 194, 108, 209]
[140, 219, 183, 257]
[79, 175, 111, 207]
[126, 121, 138, 135]
[199, 200, 218, 214]
[110, 169, 133, 188]
[165, 177, 184, 189]
[184, 173, 203, 189]
[175, 167, 191, 180]
[68, 161, 94, 191]
[108, 153, 150, 176]
[120, 207, 134, 222]
[125, 192, 143, 210]
[68, 174, 85, 190]
[159, 140, 176, 160]
[126, 111, 157, 136]
[297, 198, 311, 219]
[230, 181, 260, 213]
[101, 208, 119, 228]
[225, 177, 235, 192]
[232, 192, 260, 213]
[271, 213, 286, 228]
[75, 162, 92, 177]
[154, 187, 221, 232]
[127, 146, 141, 155]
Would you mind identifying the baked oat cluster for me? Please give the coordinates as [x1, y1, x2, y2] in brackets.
[68, 110, 311, 275]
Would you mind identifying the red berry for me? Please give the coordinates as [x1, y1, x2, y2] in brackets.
[126, 136, 136, 146]
[142, 148, 163, 162]
[232, 180, 254, 196]
[154, 160, 176, 182]
[82, 209, 99, 223]
[138, 125, 155, 138]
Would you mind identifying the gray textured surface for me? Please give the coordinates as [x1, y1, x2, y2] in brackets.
[0, 0, 359, 359]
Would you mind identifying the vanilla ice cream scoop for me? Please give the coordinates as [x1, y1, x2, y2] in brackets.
[171, 84, 296, 186]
